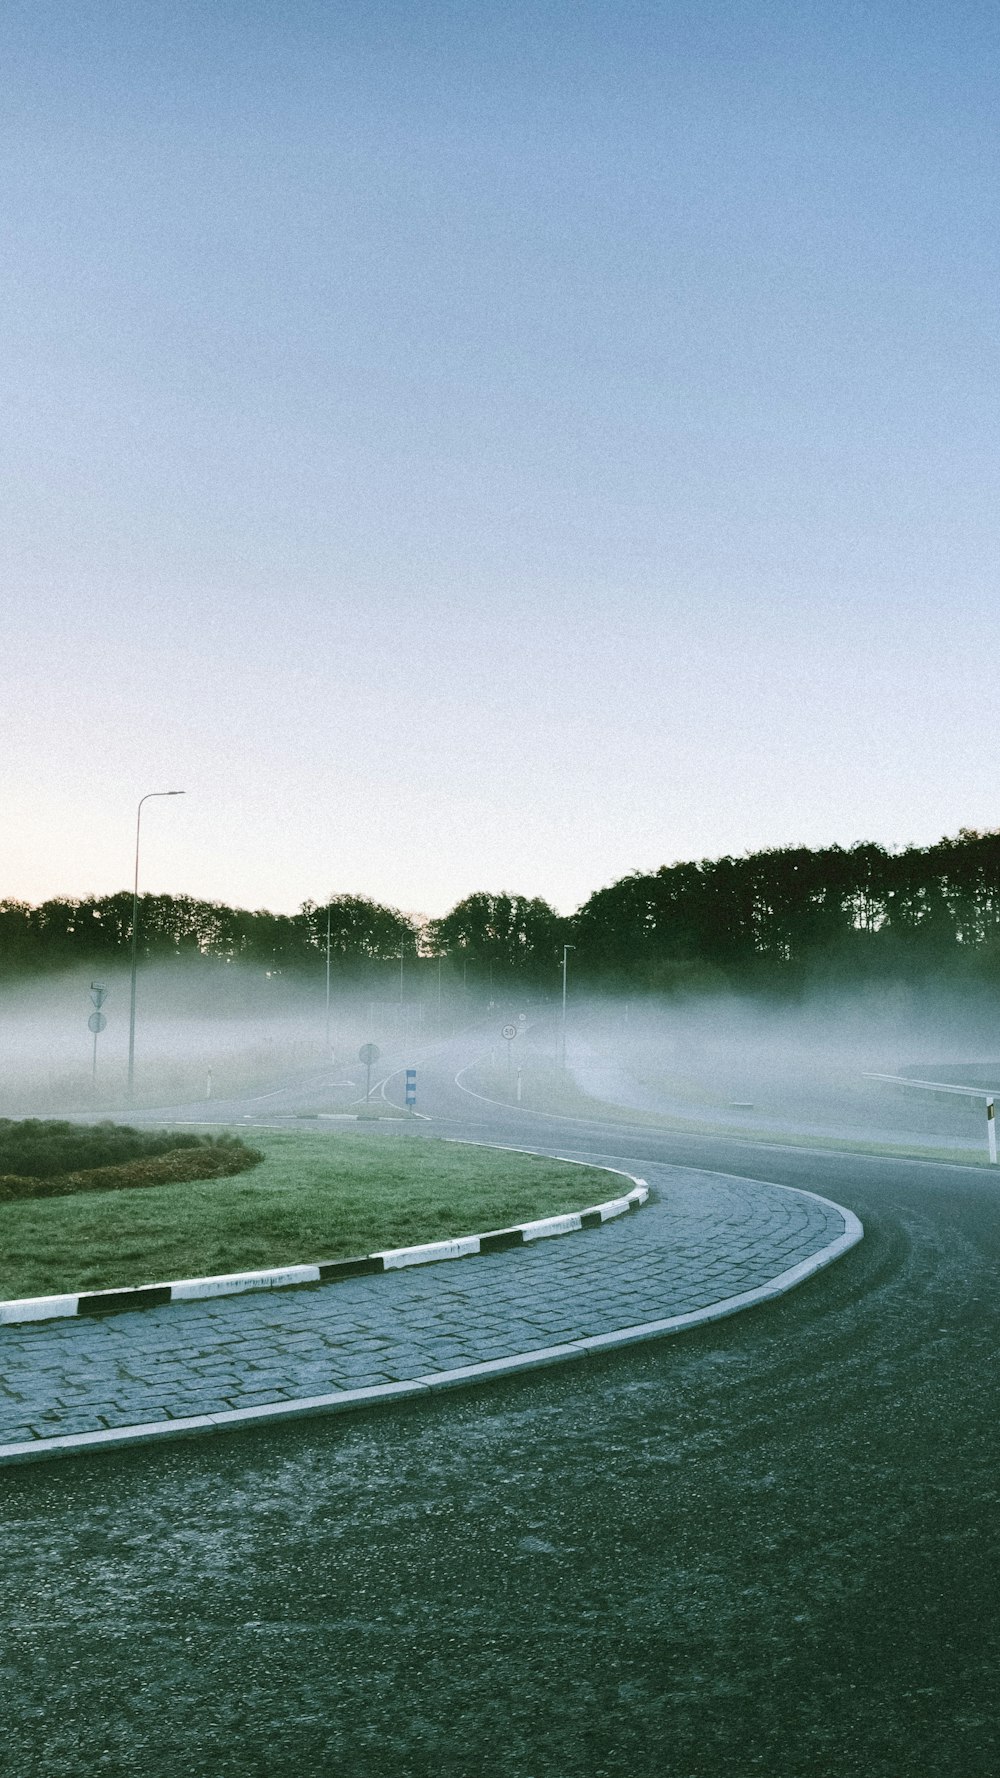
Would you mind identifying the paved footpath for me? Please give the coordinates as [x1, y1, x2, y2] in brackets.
[0, 1154, 857, 1463]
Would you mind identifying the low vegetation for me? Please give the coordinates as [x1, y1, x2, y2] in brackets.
[0, 1119, 262, 1204]
[0, 1117, 260, 1179]
[0, 1128, 613, 1300]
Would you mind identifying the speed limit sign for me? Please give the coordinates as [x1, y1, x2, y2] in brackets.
[501, 1024, 517, 1040]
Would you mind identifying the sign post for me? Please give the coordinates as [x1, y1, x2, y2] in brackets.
[358, 1043, 380, 1107]
[501, 1024, 517, 1085]
[88, 984, 108, 1086]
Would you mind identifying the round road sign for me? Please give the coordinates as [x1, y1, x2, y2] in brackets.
[358, 1043, 380, 1065]
[501, 1024, 517, 1041]
[88, 1012, 107, 1034]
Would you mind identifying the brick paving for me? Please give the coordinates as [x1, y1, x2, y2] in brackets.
[0, 1158, 848, 1450]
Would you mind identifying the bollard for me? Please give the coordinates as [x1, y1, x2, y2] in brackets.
[206, 1068, 213, 1100]
[988, 1098, 997, 1165]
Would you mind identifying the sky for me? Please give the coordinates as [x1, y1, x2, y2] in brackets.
[2, 0, 999, 917]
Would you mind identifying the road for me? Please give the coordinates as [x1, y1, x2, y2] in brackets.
[2, 1036, 998, 1776]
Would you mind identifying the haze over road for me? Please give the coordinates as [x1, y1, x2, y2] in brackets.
[2, 1034, 997, 1776]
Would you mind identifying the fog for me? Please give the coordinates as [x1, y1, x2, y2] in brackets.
[0, 963, 464, 1117]
[556, 983, 1000, 1155]
[467, 980, 1000, 1159]
[2, 964, 999, 1159]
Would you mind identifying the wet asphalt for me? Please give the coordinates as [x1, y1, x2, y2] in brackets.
[1, 1055, 998, 1776]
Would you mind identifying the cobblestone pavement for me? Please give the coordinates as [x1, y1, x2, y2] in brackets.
[0, 1156, 849, 1450]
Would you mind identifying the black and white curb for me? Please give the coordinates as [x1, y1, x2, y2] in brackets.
[0, 1188, 863, 1469]
[0, 1165, 648, 1328]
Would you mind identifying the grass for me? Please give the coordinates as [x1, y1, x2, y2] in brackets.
[0, 1128, 615, 1301]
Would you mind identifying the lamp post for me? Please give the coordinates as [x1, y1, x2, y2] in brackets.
[325, 901, 332, 1053]
[127, 790, 185, 1100]
[560, 943, 575, 1071]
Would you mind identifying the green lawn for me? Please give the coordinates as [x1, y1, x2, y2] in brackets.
[0, 1128, 614, 1301]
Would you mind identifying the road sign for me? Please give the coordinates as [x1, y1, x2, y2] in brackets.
[88, 997, 107, 1087]
[358, 1042, 380, 1105]
[405, 1068, 416, 1108]
[501, 1024, 517, 1041]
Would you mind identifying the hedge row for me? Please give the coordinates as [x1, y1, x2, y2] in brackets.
[0, 1140, 263, 1204]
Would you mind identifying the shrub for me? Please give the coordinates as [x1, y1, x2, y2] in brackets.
[0, 1118, 231, 1178]
[0, 1120, 262, 1203]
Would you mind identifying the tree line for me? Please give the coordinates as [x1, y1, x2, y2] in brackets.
[3, 828, 1000, 991]
[573, 828, 1000, 990]
[0, 894, 420, 980]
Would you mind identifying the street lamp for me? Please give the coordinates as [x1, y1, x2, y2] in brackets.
[325, 901, 333, 1053]
[560, 943, 575, 1071]
[127, 790, 185, 1099]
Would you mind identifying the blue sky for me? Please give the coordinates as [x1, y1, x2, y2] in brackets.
[3, 2, 998, 915]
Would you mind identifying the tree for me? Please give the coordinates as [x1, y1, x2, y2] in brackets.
[427, 892, 566, 982]
[300, 895, 420, 965]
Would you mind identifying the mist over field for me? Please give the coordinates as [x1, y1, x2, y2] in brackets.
[454, 979, 1000, 1161]
[0, 963, 457, 1116]
[5, 950, 999, 1162]
[5, 830, 1000, 1133]
[561, 987, 1000, 1155]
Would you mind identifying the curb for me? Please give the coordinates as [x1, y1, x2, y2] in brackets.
[0, 1191, 863, 1469]
[0, 1161, 649, 1328]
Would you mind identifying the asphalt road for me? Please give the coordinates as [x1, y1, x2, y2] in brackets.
[2, 1042, 998, 1776]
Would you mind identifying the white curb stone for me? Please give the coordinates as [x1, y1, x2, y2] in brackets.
[0, 1183, 863, 1470]
[0, 1169, 649, 1327]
